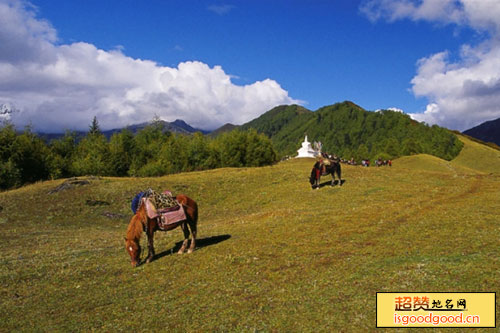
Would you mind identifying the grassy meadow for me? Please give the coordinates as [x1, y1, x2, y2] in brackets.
[0, 135, 499, 331]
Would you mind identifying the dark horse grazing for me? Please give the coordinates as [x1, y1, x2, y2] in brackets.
[125, 194, 198, 267]
[310, 159, 342, 189]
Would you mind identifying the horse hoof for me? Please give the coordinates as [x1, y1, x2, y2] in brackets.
[177, 250, 185, 254]
[187, 249, 193, 254]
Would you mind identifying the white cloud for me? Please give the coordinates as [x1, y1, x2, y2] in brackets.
[387, 107, 404, 113]
[0, 0, 296, 132]
[0, 0, 57, 64]
[360, 0, 500, 130]
[409, 103, 440, 125]
[375, 107, 404, 113]
[207, 4, 235, 16]
[408, 43, 500, 130]
[359, 0, 498, 31]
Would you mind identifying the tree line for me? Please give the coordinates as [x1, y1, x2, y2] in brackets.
[0, 118, 277, 190]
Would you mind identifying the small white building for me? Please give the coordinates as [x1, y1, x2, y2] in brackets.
[296, 135, 319, 158]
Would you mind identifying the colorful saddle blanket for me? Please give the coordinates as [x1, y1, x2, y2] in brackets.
[143, 190, 187, 230]
[146, 189, 178, 210]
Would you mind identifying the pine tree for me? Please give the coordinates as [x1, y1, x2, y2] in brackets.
[89, 116, 101, 136]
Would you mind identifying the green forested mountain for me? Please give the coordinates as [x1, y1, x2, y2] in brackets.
[241, 101, 463, 161]
[240, 104, 312, 138]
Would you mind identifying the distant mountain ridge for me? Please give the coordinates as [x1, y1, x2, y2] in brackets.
[208, 123, 238, 137]
[38, 119, 208, 141]
[463, 117, 500, 146]
[120, 119, 209, 135]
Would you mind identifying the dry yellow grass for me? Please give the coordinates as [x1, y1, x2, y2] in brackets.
[452, 135, 500, 174]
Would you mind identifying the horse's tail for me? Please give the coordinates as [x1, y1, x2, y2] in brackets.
[193, 200, 198, 223]
[192, 202, 198, 230]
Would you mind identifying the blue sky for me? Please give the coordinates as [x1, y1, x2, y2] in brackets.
[1, 0, 500, 131]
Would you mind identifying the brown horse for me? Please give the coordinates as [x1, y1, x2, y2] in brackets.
[125, 194, 198, 267]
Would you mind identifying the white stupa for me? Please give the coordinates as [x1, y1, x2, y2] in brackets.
[296, 135, 318, 158]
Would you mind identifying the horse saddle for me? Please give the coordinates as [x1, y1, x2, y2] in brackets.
[143, 192, 187, 230]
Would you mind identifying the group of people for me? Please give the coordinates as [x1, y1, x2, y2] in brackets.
[338, 157, 392, 167]
[375, 158, 392, 167]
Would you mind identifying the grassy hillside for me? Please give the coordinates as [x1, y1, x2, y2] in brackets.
[452, 135, 500, 174]
[396, 154, 468, 174]
[0, 138, 499, 331]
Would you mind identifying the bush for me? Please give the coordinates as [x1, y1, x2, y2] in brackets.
[71, 134, 111, 176]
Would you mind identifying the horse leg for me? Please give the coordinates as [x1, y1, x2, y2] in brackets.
[187, 219, 197, 254]
[178, 222, 190, 254]
[337, 164, 343, 186]
[145, 220, 155, 263]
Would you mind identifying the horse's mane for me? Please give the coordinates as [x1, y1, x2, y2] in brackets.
[126, 203, 146, 241]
